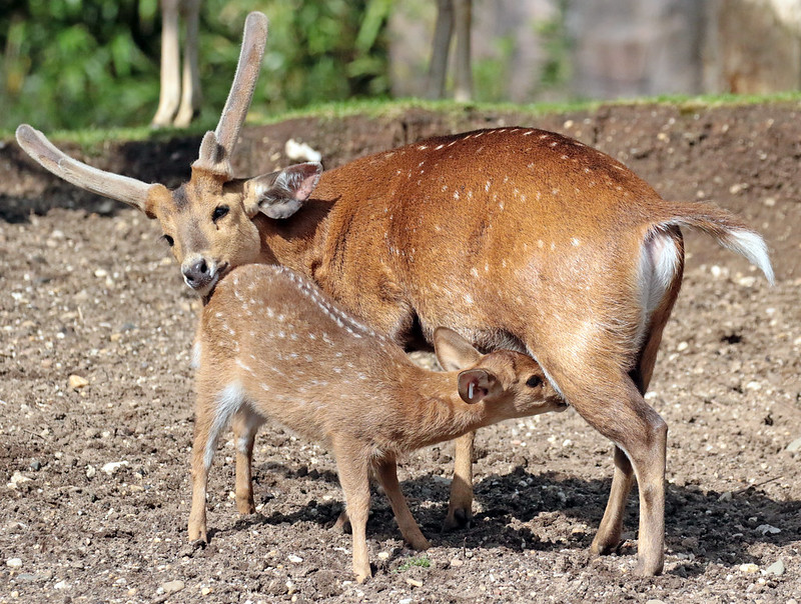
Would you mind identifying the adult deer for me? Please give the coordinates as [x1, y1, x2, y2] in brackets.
[16, 11, 773, 576]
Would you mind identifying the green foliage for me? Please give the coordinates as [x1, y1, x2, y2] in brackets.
[1, 0, 390, 131]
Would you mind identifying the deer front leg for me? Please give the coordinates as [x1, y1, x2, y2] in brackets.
[231, 406, 265, 514]
[443, 430, 475, 530]
[374, 457, 430, 550]
[333, 440, 373, 583]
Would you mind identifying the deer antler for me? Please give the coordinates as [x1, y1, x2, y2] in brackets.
[15, 124, 158, 215]
[193, 11, 269, 178]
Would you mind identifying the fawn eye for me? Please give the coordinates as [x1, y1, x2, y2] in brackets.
[212, 205, 230, 222]
[525, 375, 542, 388]
[163, 234, 174, 247]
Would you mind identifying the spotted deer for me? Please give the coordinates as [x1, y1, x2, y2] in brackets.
[191, 263, 565, 582]
[16, 11, 774, 576]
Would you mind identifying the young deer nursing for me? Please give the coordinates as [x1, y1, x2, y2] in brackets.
[191, 263, 565, 582]
[17, 11, 774, 576]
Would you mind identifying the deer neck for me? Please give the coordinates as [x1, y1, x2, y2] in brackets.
[395, 365, 489, 450]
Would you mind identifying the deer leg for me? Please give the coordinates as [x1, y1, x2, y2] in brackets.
[189, 384, 242, 541]
[152, 0, 182, 127]
[174, 0, 202, 127]
[545, 361, 667, 576]
[231, 405, 264, 515]
[374, 457, 430, 550]
[333, 440, 373, 583]
[443, 430, 475, 530]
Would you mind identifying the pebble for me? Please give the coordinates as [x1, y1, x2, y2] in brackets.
[739, 563, 759, 574]
[377, 552, 390, 560]
[6, 558, 22, 568]
[765, 559, 785, 576]
[756, 524, 781, 535]
[405, 578, 423, 588]
[786, 437, 801, 452]
[8, 471, 31, 489]
[54, 580, 68, 590]
[450, 558, 464, 567]
[101, 461, 129, 476]
[646, 600, 667, 604]
[201, 587, 212, 595]
[287, 554, 303, 564]
[68, 375, 89, 390]
[161, 580, 185, 594]
[86, 465, 97, 479]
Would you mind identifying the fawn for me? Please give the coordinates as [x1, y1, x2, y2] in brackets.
[189, 263, 565, 582]
[17, 11, 774, 576]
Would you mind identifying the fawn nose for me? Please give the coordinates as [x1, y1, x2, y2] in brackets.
[182, 258, 212, 290]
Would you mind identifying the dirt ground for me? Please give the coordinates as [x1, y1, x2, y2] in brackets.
[1, 104, 800, 603]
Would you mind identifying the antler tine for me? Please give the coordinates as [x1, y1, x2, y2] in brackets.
[195, 12, 268, 177]
[16, 124, 156, 214]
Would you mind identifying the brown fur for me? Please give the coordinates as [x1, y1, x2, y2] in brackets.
[16, 12, 773, 577]
[190, 264, 565, 582]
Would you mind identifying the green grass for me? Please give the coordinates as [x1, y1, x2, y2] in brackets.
[4, 91, 801, 149]
[395, 555, 431, 572]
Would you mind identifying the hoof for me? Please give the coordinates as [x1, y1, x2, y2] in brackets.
[442, 507, 473, 532]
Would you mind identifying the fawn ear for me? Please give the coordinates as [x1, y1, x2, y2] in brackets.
[457, 369, 501, 404]
[434, 327, 482, 371]
[243, 162, 322, 218]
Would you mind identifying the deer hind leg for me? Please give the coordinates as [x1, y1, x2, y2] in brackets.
[231, 405, 265, 514]
[374, 457, 430, 550]
[332, 439, 373, 583]
[173, 0, 202, 127]
[592, 227, 685, 561]
[563, 371, 668, 576]
[189, 380, 245, 542]
[152, 0, 182, 127]
[443, 431, 475, 530]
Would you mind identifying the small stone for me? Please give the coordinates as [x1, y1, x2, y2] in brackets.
[7, 471, 31, 489]
[377, 552, 390, 560]
[786, 437, 801, 452]
[287, 554, 303, 564]
[29, 460, 41, 471]
[85, 465, 97, 479]
[646, 600, 667, 604]
[6, 558, 22, 568]
[161, 580, 185, 594]
[676, 341, 689, 352]
[450, 558, 464, 567]
[765, 559, 785, 576]
[201, 587, 212, 595]
[739, 563, 759, 574]
[68, 375, 89, 390]
[54, 580, 68, 589]
[718, 491, 733, 502]
[405, 577, 423, 588]
[756, 524, 781, 535]
[101, 461, 129, 476]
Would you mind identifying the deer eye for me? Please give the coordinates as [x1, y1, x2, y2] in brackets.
[525, 375, 542, 388]
[163, 234, 175, 247]
[212, 205, 230, 222]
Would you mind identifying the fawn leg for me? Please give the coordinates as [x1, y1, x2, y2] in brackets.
[189, 387, 236, 541]
[374, 458, 430, 550]
[333, 440, 373, 583]
[231, 406, 264, 514]
[443, 430, 475, 530]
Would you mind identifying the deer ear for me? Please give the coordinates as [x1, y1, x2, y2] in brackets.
[434, 327, 482, 371]
[457, 369, 500, 404]
[243, 162, 322, 219]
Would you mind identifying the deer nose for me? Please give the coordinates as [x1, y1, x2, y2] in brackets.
[182, 258, 211, 289]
